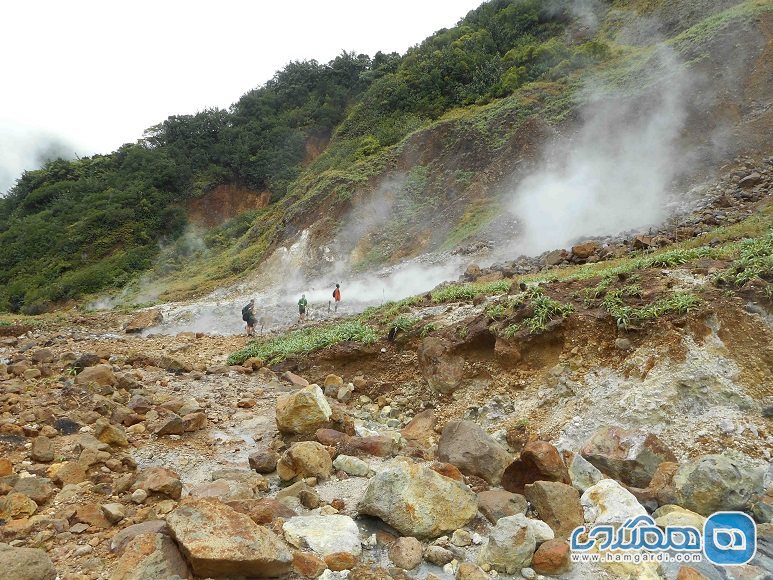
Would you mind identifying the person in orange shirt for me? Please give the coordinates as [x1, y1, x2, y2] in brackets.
[332, 283, 341, 312]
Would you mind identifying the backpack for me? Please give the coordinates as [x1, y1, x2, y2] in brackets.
[242, 305, 251, 322]
[332, 289, 336, 298]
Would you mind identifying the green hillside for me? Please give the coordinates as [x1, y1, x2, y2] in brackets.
[1, 0, 769, 313]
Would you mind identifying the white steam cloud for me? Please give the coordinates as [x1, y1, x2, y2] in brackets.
[510, 47, 692, 254]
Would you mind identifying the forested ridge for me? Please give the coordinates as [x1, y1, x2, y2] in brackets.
[0, 0, 651, 312]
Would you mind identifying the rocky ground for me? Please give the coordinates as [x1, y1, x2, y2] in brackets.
[0, 158, 771, 580]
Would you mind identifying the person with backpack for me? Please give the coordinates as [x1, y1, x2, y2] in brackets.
[332, 283, 341, 312]
[242, 299, 257, 336]
[298, 294, 308, 323]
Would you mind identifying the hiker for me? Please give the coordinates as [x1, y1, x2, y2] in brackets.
[242, 299, 257, 336]
[333, 283, 341, 312]
[298, 294, 308, 323]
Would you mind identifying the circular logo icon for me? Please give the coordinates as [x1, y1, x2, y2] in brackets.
[703, 511, 757, 566]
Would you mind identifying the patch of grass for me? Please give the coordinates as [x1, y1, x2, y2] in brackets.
[361, 295, 424, 325]
[502, 288, 574, 336]
[389, 315, 420, 334]
[431, 279, 512, 303]
[602, 290, 701, 329]
[420, 322, 437, 337]
[485, 303, 509, 321]
[227, 320, 378, 366]
[713, 232, 773, 287]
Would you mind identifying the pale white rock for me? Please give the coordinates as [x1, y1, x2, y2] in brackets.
[283, 514, 362, 556]
[581, 479, 646, 525]
[525, 519, 554, 544]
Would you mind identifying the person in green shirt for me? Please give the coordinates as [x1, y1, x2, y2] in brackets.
[298, 294, 308, 323]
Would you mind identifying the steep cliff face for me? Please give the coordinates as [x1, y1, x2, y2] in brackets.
[187, 185, 271, 227]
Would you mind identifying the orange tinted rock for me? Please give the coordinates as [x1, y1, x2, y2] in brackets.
[532, 539, 570, 575]
[293, 551, 327, 578]
[431, 462, 465, 482]
[677, 566, 709, 580]
[502, 440, 570, 494]
[324, 552, 358, 571]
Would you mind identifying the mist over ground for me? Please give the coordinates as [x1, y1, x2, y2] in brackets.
[509, 47, 696, 254]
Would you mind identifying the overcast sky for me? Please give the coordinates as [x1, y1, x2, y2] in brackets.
[0, 0, 483, 192]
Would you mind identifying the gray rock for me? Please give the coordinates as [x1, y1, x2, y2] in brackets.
[333, 454, 370, 477]
[0, 544, 56, 580]
[581, 426, 676, 488]
[358, 460, 478, 538]
[671, 452, 767, 516]
[283, 515, 361, 557]
[30, 436, 54, 463]
[566, 453, 604, 493]
[438, 420, 512, 485]
[478, 514, 536, 574]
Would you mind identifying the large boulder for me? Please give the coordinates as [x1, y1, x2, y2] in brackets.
[478, 514, 536, 574]
[0, 544, 56, 580]
[132, 467, 183, 500]
[581, 479, 646, 525]
[75, 364, 117, 387]
[580, 426, 676, 488]
[477, 490, 528, 523]
[125, 310, 163, 333]
[670, 452, 767, 516]
[358, 460, 478, 538]
[277, 441, 333, 481]
[30, 436, 54, 463]
[524, 481, 584, 538]
[167, 498, 292, 577]
[417, 337, 465, 393]
[109, 533, 190, 580]
[502, 441, 570, 494]
[283, 515, 361, 557]
[276, 385, 332, 435]
[571, 241, 599, 260]
[438, 420, 512, 485]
